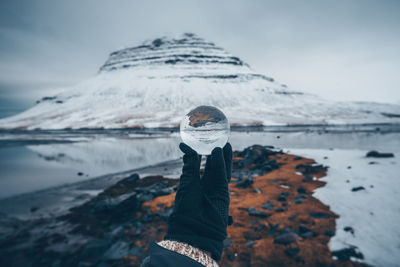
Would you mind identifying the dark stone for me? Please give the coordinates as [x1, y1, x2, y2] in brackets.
[80, 238, 112, 261]
[77, 172, 84, 176]
[137, 193, 153, 202]
[332, 247, 364, 261]
[323, 156, 328, 159]
[45, 233, 65, 245]
[223, 238, 233, 248]
[235, 145, 280, 172]
[351, 186, 365, 192]
[129, 246, 144, 256]
[150, 187, 173, 197]
[30, 206, 39, 212]
[269, 178, 287, 183]
[309, 212, 331, 219]
[344, 226, 354, 235]
[366, 150, 394, 158]
[300, 231, 315, 238]
[243, 231, 261, 240]
[298, 225, 311, 234]
[227, 253, 236, 261]
[126, 173, 139, 183]
[235, 178, 253, 188]
[154, 208, 173, 220]
[152, 38, 163, 47]
[381, 112, 400, 118]
[275, 208, 286, 213]
[103, 241, 130, 260]
[325, 229, 336, 237]
[261, 202, 274, 210]
[293, 196, 305, 204]
[347, 166, 352, 169]
[278, 192, 289, 201]
[295, 256, 305, 263]
[368, 161, 378, 165]
[245, 241, 257, 248]
[281, 227, 296, 234]
[288, 215, 297, 221]
[293, 157, 302, 161]
[296, 164, 327, 175]
[297, 187, 307, 194]
[247, 207, 270, 218]
[302, 175, 313, 182]
[274, 232, 298, 245]
[284, 248, 300, 258]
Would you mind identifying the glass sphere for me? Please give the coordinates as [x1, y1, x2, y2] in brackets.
[180, 106, 230, 155]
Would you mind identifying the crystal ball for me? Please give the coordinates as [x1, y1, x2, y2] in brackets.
[180, 105, 230, 155]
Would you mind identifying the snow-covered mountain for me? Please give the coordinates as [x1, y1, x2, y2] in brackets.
[1, 33, 399, 129]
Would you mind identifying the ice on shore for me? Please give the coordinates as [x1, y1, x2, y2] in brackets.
[291, 148, 400, 267]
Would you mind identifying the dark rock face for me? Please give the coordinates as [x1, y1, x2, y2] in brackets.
[309, 212, 331, 219]
[247, 207, 271, 218]
[293, 195, 306, 204]
[284, 247, 300, 257]
[235, 178, 254, 188]
[100, 33, 247, 72]
[297, 187, 307, 194]
[332, 247, 364, 261]
[296, 164, 328, 175]
[245, 241, 257, 248]
[366, 150, 394, 158]
[351, 186, 365, 192]
[344, 226, 355, 236]
[325, 229, 336, 237]
[274, 232, 298, 245]
[261, 201, 274, 210]
[233, 145, 282, 178]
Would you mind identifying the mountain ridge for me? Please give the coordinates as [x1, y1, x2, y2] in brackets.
[0, 33, 399, 130]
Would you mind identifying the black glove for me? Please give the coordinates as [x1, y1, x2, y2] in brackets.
[164, 142, 232, 261]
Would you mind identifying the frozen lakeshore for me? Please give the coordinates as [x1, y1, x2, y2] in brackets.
[0, 124, 399, 266]
[290, 148, 400, 266]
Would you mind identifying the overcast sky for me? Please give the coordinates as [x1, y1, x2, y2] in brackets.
[0, 0, 399, 117]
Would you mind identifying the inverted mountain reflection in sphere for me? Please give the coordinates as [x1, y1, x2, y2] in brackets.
[180, 106, 230, 155]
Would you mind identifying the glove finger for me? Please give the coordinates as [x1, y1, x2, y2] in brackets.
[176, 142, 202, 208]
[223, 143, 233, 182]
[208, 147, 228, 192]
[211, 146, 226, 179]
[179, 142, 197, 155]
[179, 142, 200, 177]
[201, 154, 213, 186]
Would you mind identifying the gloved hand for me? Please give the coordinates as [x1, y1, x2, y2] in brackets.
[164, 142, 232, 261]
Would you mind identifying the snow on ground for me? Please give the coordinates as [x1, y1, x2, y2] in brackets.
[290, 148, 400, 267]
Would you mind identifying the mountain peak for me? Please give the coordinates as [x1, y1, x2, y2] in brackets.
[0, 33, 399, 130]
[99, 33, 247, 72]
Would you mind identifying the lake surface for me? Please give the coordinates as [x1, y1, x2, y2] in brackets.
[0, 125, 399, 199]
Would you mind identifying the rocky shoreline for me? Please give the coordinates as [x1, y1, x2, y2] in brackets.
[0, 145, 367, 266]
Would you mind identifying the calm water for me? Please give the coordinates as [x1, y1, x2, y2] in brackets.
[0, 125, 399, 199]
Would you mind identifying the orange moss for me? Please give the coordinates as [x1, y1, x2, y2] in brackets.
[128, 153, 365, 266]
